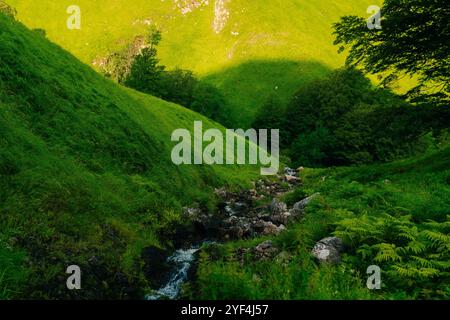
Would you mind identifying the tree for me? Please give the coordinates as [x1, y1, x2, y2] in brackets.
[123, 28, 165, 95]
[252, 96, 286, 130]
[252, 96, 287, 146]
[284, 68, 374, 143]
[0, 1, 16, 18]
[290, 127, 335, 167]
[285, 68, 425, 167]
[191, 82, 229, 125]
[333, 0, 449, 109]
[157, 69, 197, 106]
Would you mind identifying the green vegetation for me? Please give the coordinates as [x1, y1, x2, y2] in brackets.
[0, 244, 27, 299]
[284, 68, 430, 167]
[0, 13, 258, 298]
[0, 0, 448, 301]
[111, 29, 231, 125]
[334, 0, 449, 108]
[9, 0, 383, 127]
[193, 146, 450, 299]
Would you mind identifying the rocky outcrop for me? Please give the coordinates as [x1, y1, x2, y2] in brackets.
[213, 0, 230, 33]
[174, 0, 210, 15]
[284, 167, 298, 177]
[283, 167, 301, 185]
[184, 175, 317, 242]
[254, 240, 278, 260]
[312, 237, 344, 264]
[270, 198, 287, 214]
[291, 193, 320, 216]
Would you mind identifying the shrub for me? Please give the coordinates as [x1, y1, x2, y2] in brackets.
[334, 214, 450, 299]
[285, 68, 427, 167]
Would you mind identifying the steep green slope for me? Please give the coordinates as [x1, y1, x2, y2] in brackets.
[0, 14, 258, 298]
[9, 0, 382, 126]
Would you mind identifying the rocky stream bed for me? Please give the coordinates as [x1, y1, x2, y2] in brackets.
[144, 167, 344, 299]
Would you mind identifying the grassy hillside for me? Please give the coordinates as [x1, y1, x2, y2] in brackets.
[0, 13, 259, 299]
[9, 0, 382, 126]
[194, 146, 450, 299]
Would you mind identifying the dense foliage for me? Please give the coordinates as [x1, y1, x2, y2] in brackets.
[0, 13, 257, 299]
[1, 0, 449, 301]
[333, 0, 450, 110]
[194, 147, 450, 300]
[100, 29, 230, 125]
[284, 68, 429, 167]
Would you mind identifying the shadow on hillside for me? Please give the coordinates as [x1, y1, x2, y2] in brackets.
[202, 59, 332, 128]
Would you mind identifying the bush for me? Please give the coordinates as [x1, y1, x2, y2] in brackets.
[191, 82, 230, 125]
[124, 47, 165, 96]
[252, 96, 286, 130]
[102, 29, 230, 125]
[334, 214, 450, 299]
[157, 69, 197, 106]
[290, 127, 336, 167]
[285, 68, 427, 167]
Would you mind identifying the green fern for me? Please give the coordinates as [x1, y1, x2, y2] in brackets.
[373, 243, 402, 263]
[335, 213, 449, 297]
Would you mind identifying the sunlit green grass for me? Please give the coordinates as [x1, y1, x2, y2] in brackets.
[0, 13, 259, 298]
[9, 0, 382, 126]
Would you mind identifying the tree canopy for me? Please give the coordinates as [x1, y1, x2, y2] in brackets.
[333, 0, 449, 108]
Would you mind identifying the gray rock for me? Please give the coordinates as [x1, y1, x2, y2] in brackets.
[284, 167, 298, 177]
[262, 221, 285, 235]
[271, 211, 292, 225]
[254, 240, 278, 260]
[182, 206, 207, 224]
[214, 187, 228, 198]
[228, 226, 244, 239]
[312, 237, 344, 264]
[291, 193, 319, 216]
[319, 236, 344, 252]
[284, 175, 300, 183]
[251, 220, 285, 236]
[255, 240, 273, 252]
[270, 198, 287, 214]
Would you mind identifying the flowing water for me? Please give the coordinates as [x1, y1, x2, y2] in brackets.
[146, 247, 199, 300]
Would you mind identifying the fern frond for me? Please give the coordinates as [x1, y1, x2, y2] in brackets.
[422, 230, 450, 248]
[373, 243, 402, 263]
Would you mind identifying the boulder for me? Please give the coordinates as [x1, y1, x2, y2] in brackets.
[284, 167, 298, 177]
[228, 226, 244, 239]
[252, 220, 266, 233]
[284, 175, 300, 183]
[255, 240, 273, 252]
[270, 198, 287, 214]
[271, 211, 292, 225]
[254, 240, 278, 260]
[214, 187, 228, 198]
[263, 221, 285, 235]
[224, 215, 240, 226]
[291, 193, 319, 216]
[251, 220, 284, 236]
[312, 237, 343, 264]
